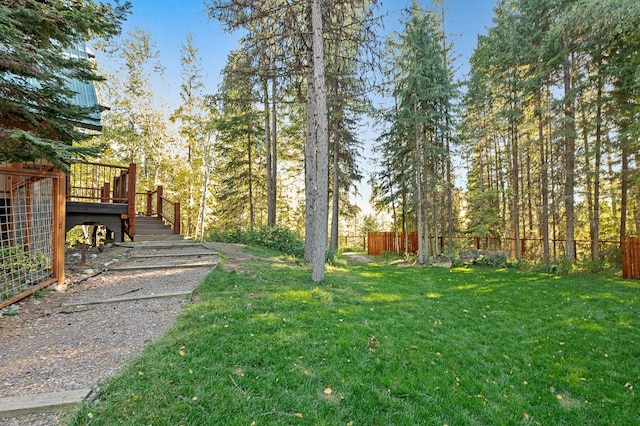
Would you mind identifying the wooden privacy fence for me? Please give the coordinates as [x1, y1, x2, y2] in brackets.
[1, 163, 65, 309]
[368, 231, 418, 255]
[621, 236, 640, 279]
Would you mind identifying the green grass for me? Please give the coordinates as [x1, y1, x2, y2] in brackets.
[68, 250, 640, 425]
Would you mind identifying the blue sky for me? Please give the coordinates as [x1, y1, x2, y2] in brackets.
[113, 0, 497, 108]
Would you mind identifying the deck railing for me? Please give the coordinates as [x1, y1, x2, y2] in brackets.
[137, 185, 181, 234]
[66, 161, 136, 237]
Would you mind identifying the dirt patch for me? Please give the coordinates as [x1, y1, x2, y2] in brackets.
[343, 252, 373, 264]
[203, 242, 259, 272]
[0, 242, 219, 425]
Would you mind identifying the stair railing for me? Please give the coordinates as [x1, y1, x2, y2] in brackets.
[138, 185, 181, 235]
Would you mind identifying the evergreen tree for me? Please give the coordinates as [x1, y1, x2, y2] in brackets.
[373, 3, 456, 264]
[0, 0, 130, 171]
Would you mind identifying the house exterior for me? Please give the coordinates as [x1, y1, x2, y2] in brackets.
[0, 41, 105, 308]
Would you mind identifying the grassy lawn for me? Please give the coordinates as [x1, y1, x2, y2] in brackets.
[69, 249, 640, 425]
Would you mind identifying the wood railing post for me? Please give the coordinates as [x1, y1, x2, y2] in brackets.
[65, 173, 71, 200]
[52, 171, 65, 284]
[157, 185, 163, 220]
[100, 182, 110, 202]
[146, 190, 152, 216]
[127, 163, 136, 236]
[174, 202, 181, 234]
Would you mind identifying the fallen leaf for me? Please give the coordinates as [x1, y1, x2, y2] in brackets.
[324, 388, 333, 395]
[347, 422, 353, 426]
[192, 396, 198, 401]
[524, 412, 530, 420]
[87, 413, 94, 419]
[138, 371, 144, 376]
[295, 413, 303, 418]
[179, 346, 186, 356]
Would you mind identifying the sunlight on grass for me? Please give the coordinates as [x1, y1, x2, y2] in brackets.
[359, 271, 384, 278]
[363, 292, 403, 302]
[281, 289, 313, 301]
[455, 284, 478, 290]
[579, 322, 605, 333]
[68, 252, 640, 426]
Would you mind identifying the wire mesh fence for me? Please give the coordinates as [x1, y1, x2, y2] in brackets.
[1, 164, 63, 308]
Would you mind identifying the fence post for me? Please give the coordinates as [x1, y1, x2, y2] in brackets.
[157, 185, 163, 221]
[174, 202, 181, 235]
[52, 171, 65, 284]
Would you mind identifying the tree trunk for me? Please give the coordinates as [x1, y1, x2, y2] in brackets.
[620, 132, 629, 239]
[268, 73, 278, 226]
[414, 101, 426, 264]
[538, 92, 550, 263]
[304, 0, 316, 263]
[309, 0, 329, 283]
[328, 116, 340, 262]
[248, 132, 255, 230]
[511, 108, 521, 259]
[264, 75, 273, 227]
[592, 78, 602, 261]
[563, 48, 576, 262]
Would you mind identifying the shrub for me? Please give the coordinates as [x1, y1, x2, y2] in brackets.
[206, 226, 304, 258]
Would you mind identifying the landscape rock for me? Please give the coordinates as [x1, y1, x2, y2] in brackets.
[459, 250, 478, 264]
[430, 253, 453, 268]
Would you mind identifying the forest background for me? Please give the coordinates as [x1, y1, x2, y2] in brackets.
[88, 0, 640, 270]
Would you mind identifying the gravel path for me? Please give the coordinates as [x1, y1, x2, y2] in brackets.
[0, 242, 221, 425]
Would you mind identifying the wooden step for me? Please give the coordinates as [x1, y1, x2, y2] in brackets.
[0, 389, 92, 417]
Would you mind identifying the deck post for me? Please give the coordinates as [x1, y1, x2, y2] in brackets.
[100, 182, 110, 202]
[157, 186, 163, 221]
[146, 190, 152, 216]
[174, 202, 181, 234]
[127, 163, 136, 236]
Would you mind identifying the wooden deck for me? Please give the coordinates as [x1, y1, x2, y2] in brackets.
[65, 201, 129, 242]
[65, 162, 181, 243]
[66, 161, 136, 242]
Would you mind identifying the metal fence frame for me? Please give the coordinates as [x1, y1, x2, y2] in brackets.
[1, 164, 65, 309]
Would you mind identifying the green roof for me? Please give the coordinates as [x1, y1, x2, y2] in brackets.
[66, 42, 103, 131]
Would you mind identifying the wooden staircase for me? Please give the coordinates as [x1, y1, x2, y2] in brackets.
[134, 216, 183, 242]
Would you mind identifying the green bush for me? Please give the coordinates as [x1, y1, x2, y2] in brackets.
[206, 226, 304, 258]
